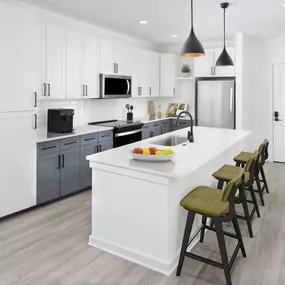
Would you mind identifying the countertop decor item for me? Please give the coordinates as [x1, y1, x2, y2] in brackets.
[181, 64, 191, 76]
[216, 2, 234, 66]
[176, 103, 189, 117]
[166, 103, 179, 117]
[181, 0, 205, 58]
[148, 101, 155, 120]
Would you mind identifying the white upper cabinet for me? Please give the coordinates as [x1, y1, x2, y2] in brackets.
[194, 49, 215, 77]
[214, 47, 235, 77]
[0, 2, 40, 112]
[194, 48, 235, 77]
[66, 29, 85, 99]
[84, 35, 100, 98]
[101, 40, 132, 75]
[160, 53, 180, 97]
[147, 51, 160, 97]
[42, 23, 66, 99]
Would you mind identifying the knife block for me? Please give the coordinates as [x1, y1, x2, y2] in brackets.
[127, 112, 133, 123]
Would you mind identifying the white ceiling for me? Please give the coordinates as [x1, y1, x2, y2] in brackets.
[18, 0, 285, 46]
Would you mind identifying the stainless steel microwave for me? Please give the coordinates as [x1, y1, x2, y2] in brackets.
[100, 74, 132, 99]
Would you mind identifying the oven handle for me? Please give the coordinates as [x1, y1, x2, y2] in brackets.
[115, 129, 142, 137]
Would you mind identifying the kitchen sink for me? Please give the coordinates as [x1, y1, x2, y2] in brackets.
[151, 136, 189, 147]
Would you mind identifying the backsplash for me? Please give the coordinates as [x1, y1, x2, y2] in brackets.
[38, 82, 194, 132]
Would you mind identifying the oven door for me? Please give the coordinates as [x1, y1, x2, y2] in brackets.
[115, 129, 142, 147]
[101, 74, 132, 99]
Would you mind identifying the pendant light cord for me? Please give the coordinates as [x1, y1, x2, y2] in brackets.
[191, 0, 193, 28]
[223, 8, 226, 48]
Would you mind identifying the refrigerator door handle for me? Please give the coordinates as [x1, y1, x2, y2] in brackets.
[230, 88, 233, 113]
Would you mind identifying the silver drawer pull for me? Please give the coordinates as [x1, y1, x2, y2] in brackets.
[42, 145, 56, 150]
[101, 134, 111, 138]
[84, 137, 95, 142]
[65, 141, 77, 145]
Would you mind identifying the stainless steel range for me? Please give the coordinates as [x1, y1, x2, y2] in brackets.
[88, 120, 143, 147]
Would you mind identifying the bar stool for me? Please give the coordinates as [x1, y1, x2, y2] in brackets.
[212, 152, 260, 238]
[234, 140, 269, 206]
[176, 171, 246, 285]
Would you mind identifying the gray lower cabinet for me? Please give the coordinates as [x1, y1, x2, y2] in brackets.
[150, 122, 161, 137]
[160, 120, 170, 134]
[79, 144, 97, 190]
[60, 147, 80, 197]
[99, 140, 113, 152]
[174, 119, 191, 130]
[142, 123, 151, 140]
[37, 152, 60, 204]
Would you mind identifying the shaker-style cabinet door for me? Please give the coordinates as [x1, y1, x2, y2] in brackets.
[0, 2, 41, 112]
[194, 49, 214, 77]
[66, 29, 85, 99]
[99, 140, 114, 152]
[79, 144, 97, 190]
[37, 152, 60, 204]
[60, 148, 80, 196]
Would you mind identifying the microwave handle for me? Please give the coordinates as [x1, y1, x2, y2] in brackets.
[126, 79, 130, 95]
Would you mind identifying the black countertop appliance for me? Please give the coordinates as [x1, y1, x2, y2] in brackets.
[48, 108, 74, 133]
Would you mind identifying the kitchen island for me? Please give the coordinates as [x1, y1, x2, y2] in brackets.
[87, 127, 251, 275]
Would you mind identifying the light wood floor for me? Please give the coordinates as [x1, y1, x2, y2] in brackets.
[0, 162, 284, 285]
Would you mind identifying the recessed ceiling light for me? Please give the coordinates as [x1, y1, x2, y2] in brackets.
[171, 34, 178, 37]
[138, 20, 148, 24]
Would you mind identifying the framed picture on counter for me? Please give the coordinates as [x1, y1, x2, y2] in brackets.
[166, 103, 179, 117]
[176, 103, 189, 117]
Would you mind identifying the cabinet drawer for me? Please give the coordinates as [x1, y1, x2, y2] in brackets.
[80, 133, 98, 146]
[150, 122, 160, 130]
[98, 130, 113, 142]
[142, 123, 150, 130]
[37, 140, 60, 156]
[161, 120, 169, 126]
[61, 136, 80, 150]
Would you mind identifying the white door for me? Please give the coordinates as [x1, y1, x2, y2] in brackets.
[214, 47, 235, 77]
[0, 112, 37, 217]
[194, 49, 214, 77]
[160, 53, 179, 97]
[84, 35, 100, 98]
[0, 2, 40, 112]
[100, 40, 117, 74]
[66, 29, 85, 99]
[45, 23, 66, 99]
[273, 64, 285, 162]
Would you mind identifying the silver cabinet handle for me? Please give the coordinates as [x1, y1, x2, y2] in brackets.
[126, 80, 130, 95]
[82, 85, 85, 96]
[173, 87, 176, 95]
[210, 67, 213, 75]
[33, 114, 37, 129]
[113, 63, 116, 74]
[34, 92, 37, 107]
[116, 63, 119, 74]
[47, 83, 51, 96]
[42, 83, 46, 96]
[138, 87, 141, 96]
[85, 85, 88, 96]
[149, 87, 152, 96]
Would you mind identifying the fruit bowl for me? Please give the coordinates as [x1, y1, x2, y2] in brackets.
[132, 147, 175, 162]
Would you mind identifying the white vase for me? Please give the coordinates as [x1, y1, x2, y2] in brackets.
[182, 72, 190, 77]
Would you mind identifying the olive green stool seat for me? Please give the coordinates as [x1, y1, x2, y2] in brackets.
[177, 173, 246, 285]
[234, 140, 270, 204]
[234, 152, 253, 164]
[180, 186, 229, 217]
[212, 153, 260, 238]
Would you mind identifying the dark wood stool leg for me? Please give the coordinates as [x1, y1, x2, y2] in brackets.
[210, 180, 225, 228]
[214, 219, 232, 285]
[260, 166, 269, 194]
[200, 216, 207, 243]
[232, 216, 247, 258]
[240, 185, 254, 238]
[255, 174, 265, 206]
[236, 161, 241, 167]
[248, 184, 261, 218]
[176, 211, 196, 276]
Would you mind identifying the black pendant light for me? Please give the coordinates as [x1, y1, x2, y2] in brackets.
[181, 0, 205, 58]
[216, 2, 234, 66]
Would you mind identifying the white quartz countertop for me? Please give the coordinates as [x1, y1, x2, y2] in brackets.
[87, 127, 251, 179]
[135, 116, 190, 123]
[37, 125, 113, 143]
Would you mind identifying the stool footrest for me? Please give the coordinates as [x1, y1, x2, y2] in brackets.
[236, 208, 256, 222]
[229, 242, 242, 271]
[187, 224, 204, 247]
[205, 225, 238, 240]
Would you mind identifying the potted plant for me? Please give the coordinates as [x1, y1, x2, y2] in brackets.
[181, 64, 191, 77]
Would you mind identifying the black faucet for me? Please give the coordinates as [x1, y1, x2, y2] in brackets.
[175, 111, 194, 143]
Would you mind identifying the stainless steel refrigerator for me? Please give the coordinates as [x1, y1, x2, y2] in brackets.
[195, 78, 236, 129]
